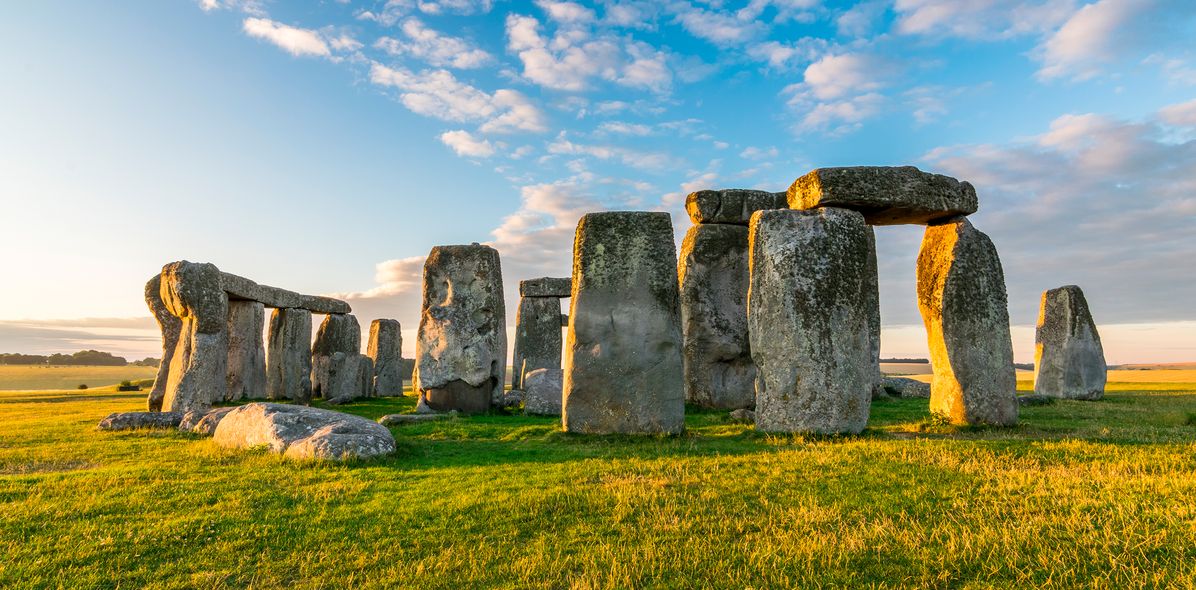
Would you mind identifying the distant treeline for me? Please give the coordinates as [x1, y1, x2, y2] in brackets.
[880, 358, 929, 364]
[0, 350, 160, 367]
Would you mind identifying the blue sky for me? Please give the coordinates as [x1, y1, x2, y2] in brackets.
[1, 0, 1194, 363]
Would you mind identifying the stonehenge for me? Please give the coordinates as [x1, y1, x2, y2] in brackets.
[522, 367, 563, 416]
[511, 277, 569, 390]
[413, 244, 507, 414]
[788, 166, 978, 225]
[159, 261, 229, 414]
[144, 274, 180, 412]
[747, 208, 874, 434]
[226, 301, 266, 401]
[562, 212, 685, 435]
[267, 308, 313, 404]
[1034, 285, 1106, 400]
[367, 319, 406, 396]
[311, 313, 369, 403]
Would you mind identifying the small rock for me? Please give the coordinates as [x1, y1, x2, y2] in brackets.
[881, 377, 931, 399]
[729, 408, 755, 423]
[97, 411, 182, 431]
[378, 413, 451, 426]
[1017, 394, 1055, 406]
[523, 368, 563, 416]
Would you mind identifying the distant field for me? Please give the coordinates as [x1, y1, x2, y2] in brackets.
[1116, 362, 1196, 371]
[0, 366, 158, 391]
[879, 362, 931, 375]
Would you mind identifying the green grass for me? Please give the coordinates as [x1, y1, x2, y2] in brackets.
[2, 383, 1196, 589]
[0, 365, 158, 391]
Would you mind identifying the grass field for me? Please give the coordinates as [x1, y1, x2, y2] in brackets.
[0, 365, 158, 391]
[2, 379, 1195, 589]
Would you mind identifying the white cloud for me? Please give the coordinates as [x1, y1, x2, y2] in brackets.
[597, 121, 653, 135]
[782, 52, 893, 132]
[670, 3, 765, 46]
[745, 39, 826, 69]
[1035, 0, 1196, 81]
[536, 0, 597, 24]
[439, 130, 496, 157]
[800, 53, 891, 100]
[369, 64, 548, 133]
[359, 0, 493, 24]
[547, 137, 679, 170]
[375, 18, 492, 69]
[603, 1, 661, 28]
[893, 0, 1076, 40]
[836, 1, 885, 37]
[739, 146, 779, 159]
[736, 0, 820, 23]
[418, 0, 493, 15]
[197, 0, 265, 15]
[1159, 98, 1196, 127]
[242, 18, 331, 57]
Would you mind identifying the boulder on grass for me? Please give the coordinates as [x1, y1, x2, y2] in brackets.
[212, 403, 395, 461]
[97, 411, 182, 431]
[178, 407, 236, 436]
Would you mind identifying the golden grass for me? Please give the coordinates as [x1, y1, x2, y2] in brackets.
[0, 365, 158, 391]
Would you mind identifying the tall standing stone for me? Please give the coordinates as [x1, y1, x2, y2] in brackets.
[311, 313, 362, 401]
[267, 308, 312, 404]
[1034, 285, 1107, 400]
[863, 227, 883, 399]
[511, 279, 568, 390]
[678, 222, 755, 410]
[562, 212, 685, 435]
[413, 244, 507, 413]
[159, 261, 228, 413]
[747, 208, 873, 434]
[226, 301, 266, 401]
[367, 319, 405, 397]
[144, 274, 181, 412]
[917, 217, 1018, 426]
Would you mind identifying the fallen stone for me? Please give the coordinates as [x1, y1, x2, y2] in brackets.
[414, 244, 506, 413]
[226, 300, 266, 401]
[266, 308, 313, 404]
[160, 261, 228, 413]
[511, 295, 564, 389]
[728, 408, 755, 423]
[562, 211, 685, 435]
[917, 217, 1018, 426]
[367, 319, 405, 397]
[178, 406, 236, 436]
[519, 277, 571, 298]
[97, 411, 182, 431]
[1017, 394, 1055, 406]
[748, 207, 873, 435]
[788, 166, 978, 226]
[1034, 285, 1107, 400]
[378, 413, 452, 426]
[685, 189, 787, 225]
[678, 222, 755, 410]
[212, 403, 395, 461]
[523, 367, 563, 416]
[219, 272, 350, 314]
[497, 390, 523, 411]
[881, 376, 931, 399]
[144, 274, 181, 412]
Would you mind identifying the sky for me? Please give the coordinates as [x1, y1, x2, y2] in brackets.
[0, 0, 1194, 364]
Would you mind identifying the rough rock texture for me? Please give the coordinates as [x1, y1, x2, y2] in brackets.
[511, 295, 564, 390]
[226, 301, 266, 401]
[378, 413, 451, 425]
[219, 272, 350, 314]
[178, 407, 236, 436]
[881, 377, 931, 399]
[788, 166, 977, 226]
[519, 277, 571, 298]
[747, 208, 873, 434]
[678, 223, 755, 410]
[160, 261, 228, 413]
[97, 411, 183, 431]
[144, 274, 181, 412]
[413, 244, 506, 413]
[917, 217, 1018, 426]
[562, 212, 685, 435]
[1034, 285, 1107, 400]
[367, 319, 405, 397]
[266, 308, 312, 404]
[311, 314, 362, 400]
[863, 227, 883, 399]
[523, 367, 563, 416]
[685, 189, 787, 225]
[212, 403, 395, 461]
[729, 408, 756, 423]
[1018, 394, 1055, 406]
[314, 352, 370, 405]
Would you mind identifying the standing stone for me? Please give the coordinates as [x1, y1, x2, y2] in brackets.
[1034, 285, 1107, 400]
[562, 212, 685, 435]
[511, 292, 564, 390]
[863, 227, 883, 399]
[413, 244, 507, 413]
[267, 308, 312, 404]
[523, 367, 563, 416]
[367, 319, 405, 396]
[311, 314, 361, 401]
[917, 217, 1018, 426]
[788, 166, 977, 225]
[226, 301, 266, 401]
[315, 351, 369, 405]
[144, 274, 181, 412]
[747, 208, 873, 434]
[678, 223, 755, 410]
[159, 261, 228, 413]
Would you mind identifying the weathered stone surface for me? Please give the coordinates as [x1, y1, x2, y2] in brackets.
[881, 377, 931, 399]
[788, 166, 977, 226]
[747, 208, 873, 434]
[414, 244, 506, 413]
[311, 314, 361, 400]
[266, 308, 312, 404]
[212, 403, 395, 461]
[1034, 285, 1107, 400]
[519, 277, 571, 298]
[562, 212, 685, 435]
[511, 296, 564, 389]
[1018, 394, 1055, 406]
[728, 408, 755, 423]
[378, 413, 451, 425]
[144, 274, 181, 412]
[178, 407, 236, 436]
[678, 223, 755, 410]
[314, 351, 370, 405]
[523, 367, 563, 416]
[367, 319, 405, 396]
[226, 301, 266, 401]
[97, 411, 182, 431]
[685, 189, 787, 225]
[917, 217, 1018, 426]
[864, 227, 883, 400]
[219, 272, 350, 314]
[160, 261, 228, 413]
